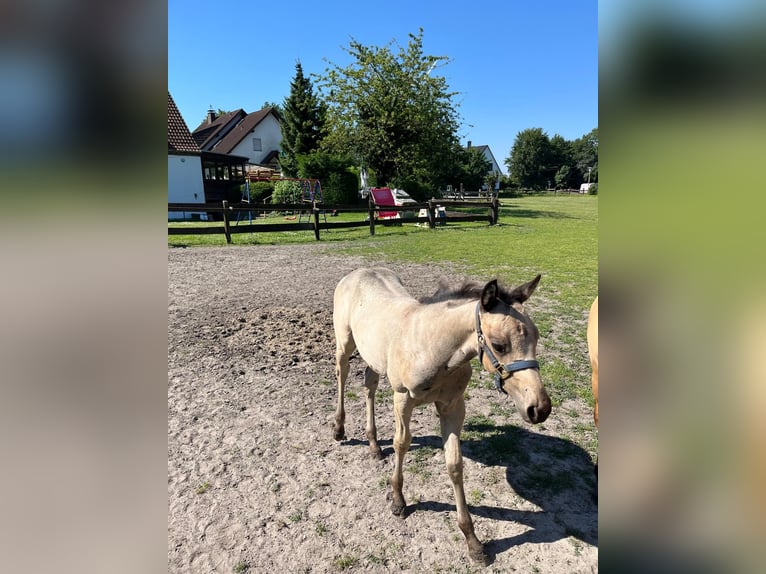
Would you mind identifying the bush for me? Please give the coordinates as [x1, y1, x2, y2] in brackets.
[246, 181, 275, 202]
[323, 170, 358, 204]
[297, 151, 359, 204]
[273, 180, 302, 203]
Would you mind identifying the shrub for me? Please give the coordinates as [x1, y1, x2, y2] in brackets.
[247, 181, 275, 202]
[323, 170, 358, 204]
[273, 180, 302, 204]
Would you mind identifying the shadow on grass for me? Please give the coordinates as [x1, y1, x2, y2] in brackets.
[344, 423, 597, 562]
[500, 208, 578, 220]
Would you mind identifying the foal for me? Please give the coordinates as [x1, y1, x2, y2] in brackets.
[332, 268, 551, 563]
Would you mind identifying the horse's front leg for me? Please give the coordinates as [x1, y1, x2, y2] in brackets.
[363, 367, 383, 459]
[333, 345, 351, 441]
[390, 390, 414, 515]
[437, 397, 486, 564]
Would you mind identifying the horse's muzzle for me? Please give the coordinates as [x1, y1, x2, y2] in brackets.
[526, 399, 551, 424]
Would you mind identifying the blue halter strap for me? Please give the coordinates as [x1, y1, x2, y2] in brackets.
[474, 302, 539, 394]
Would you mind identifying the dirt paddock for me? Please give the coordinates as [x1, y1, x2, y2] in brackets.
[168, 244, 597, 573]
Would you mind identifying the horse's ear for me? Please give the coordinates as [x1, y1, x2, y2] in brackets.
[509, 274, 541, 303]
[481, 280, 499, 310]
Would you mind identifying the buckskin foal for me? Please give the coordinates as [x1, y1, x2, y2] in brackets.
[332, 267, 551, 563]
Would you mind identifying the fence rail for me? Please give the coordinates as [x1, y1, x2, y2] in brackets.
[168, 197, 500, 243]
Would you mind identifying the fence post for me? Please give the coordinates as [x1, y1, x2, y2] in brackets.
[222, 200, 232, 243]
[492, 197, 499, 225]
[313, 201, 321, 241]
[368, 196, 376, 236]
[427, 199, 436, 229]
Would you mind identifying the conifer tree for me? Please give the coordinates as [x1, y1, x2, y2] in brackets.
[280, 62, 326, 177]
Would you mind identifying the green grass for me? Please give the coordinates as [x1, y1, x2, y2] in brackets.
[288, 510, 303, 523]
[408, 445, 439, 483]
[334, 554, 358, 570]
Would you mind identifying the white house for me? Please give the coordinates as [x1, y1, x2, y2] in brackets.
[466, 141, 503, 191]
[192, 107, 282, 171]
[168, 92, 206, 220]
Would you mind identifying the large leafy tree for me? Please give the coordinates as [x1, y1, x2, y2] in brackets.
[505, 128, 555, 190]
[550, 134, 577, 189]
[316, 29, 462, 193]
[506, 127, 598, 190]
[459, 147, 492, 191]
[280, 62, 326, 177]
[571, 127, 598, 183]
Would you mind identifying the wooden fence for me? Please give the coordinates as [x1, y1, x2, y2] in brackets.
[168, 197, 501, 244]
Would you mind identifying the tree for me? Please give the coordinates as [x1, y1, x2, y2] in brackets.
[459, 147, 492, 191]
[505, 128, 555, 190]
[280, 62, 327, 177]
[570, 127, 598, 184]
[554, 164, 573, 189]
[296, 151, 357, 204]
[261, 101, 283, 117]
[484, 171, 500, 194]
[316, 29, 463, 191]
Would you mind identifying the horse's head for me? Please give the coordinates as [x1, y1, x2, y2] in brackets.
[476, 274, 551, 424]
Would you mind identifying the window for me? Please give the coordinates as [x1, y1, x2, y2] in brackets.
[252, 138, 262, 151]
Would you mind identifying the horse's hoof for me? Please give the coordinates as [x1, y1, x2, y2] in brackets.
[391, 501, 406, 517]
[468, 544, 487, 565]
[370, 448, 384, 460]
[333, 427, 346, 442]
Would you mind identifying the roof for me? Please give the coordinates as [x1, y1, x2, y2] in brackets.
[260, 150, 280, 164]
[168, 92, 200, 154]
[466, 143, 502, 172]
[192, 109, 245, 149]
[209, 108, 277, 154]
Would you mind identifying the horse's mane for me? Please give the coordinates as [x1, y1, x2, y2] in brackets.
[419, 277, 517, 306]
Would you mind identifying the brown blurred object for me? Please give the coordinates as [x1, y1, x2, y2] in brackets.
[588, 296, 599, 428]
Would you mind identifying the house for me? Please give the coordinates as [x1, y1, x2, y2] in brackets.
[169, 93, 249, 219]
[193, 107, 282, 172]
[168, 92, 206, 220]
[466, 141, 503, 191]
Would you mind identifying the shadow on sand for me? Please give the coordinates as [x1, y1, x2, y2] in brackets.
[346, 423, 597, 563]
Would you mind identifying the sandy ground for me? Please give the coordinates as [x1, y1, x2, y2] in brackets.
[168, 244, 597, 573]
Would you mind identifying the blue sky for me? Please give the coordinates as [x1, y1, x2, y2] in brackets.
[169, 0, 597, 173]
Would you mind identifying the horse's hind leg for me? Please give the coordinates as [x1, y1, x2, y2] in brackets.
[363, 367, 383, 459]
[333, 332, 355, 442]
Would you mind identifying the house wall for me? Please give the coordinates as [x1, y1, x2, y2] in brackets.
[228, 114, 282, 165]
[168, 154, 206, 220]
[478, 147, 502, 190]
[480, 148, 502, 175]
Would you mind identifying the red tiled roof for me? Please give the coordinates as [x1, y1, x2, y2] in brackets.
[168, 92, 200, 154]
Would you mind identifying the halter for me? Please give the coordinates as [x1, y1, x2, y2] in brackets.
[475, 302, 539, 395]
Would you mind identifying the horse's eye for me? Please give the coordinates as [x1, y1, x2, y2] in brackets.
[492, 342, 507, 354]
